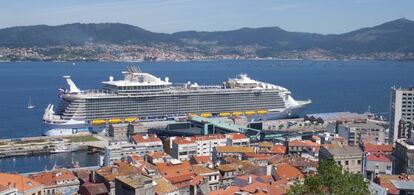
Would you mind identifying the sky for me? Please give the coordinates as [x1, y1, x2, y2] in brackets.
[0, 0, 413, 34]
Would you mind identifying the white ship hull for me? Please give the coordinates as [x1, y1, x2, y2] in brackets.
[42, 67, 311, 136]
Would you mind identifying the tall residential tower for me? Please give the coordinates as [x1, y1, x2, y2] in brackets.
[390, 87, 414, 143]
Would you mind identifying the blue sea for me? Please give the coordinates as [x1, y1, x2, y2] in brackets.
[0, 60, 414, 139]
[0, 60, 414, 173]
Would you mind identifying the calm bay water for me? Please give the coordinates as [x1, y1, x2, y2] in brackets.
[0, 60, 414, 139]
[0, 60, 414, 173]
[0, 150, 99, 173]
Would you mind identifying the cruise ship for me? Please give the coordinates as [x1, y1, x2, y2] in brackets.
[43, 66, 311, 136]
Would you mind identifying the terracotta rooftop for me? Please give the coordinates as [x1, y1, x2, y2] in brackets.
[167, 173, 194, 186]
[226, 133, 248, 140]
[130, 154, 144, 162]
[146, 151, 168, 159]
[223, 157, 259, 173]
[258, 141, 273, 148]
[240, 181, 285, 195]
[0, 185, 10, 192]
[174, 137, 196, 145]
[96, 161, 140, 181]
[268, 155, 318, 170]
[270, 145, 287, 154]
[156, 161, 193, 180]
[375, 174, 414, 195]
[189, 175, 205, 186]
[289, 140, 320, 148]
[73, 169, 91, 182]
[29, 169, 78, 187]
[0, 173, 42, 192]
[192, 165, 218, 175]
[217, 163, 238, 172]
[367, 153, 391, 162]
[274, 163, 304, 181]
[209, 186, 240, 195]
[363, 142, 393, 153]
[215, 146, 254, 153]
[191, 155, 211, 164]
[131, 134, 161, 144]
[154, 177, 178, 194]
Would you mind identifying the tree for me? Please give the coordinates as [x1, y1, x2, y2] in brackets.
[287, 158, 369, 195]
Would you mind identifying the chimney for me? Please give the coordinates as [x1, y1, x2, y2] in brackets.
[248, 176, 252, 184]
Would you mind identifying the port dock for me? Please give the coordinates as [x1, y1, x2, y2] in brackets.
[0, 134, 107, 158]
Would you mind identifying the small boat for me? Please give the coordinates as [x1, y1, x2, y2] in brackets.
[50, 144, 75, 154]
[27, 96, 35, 109]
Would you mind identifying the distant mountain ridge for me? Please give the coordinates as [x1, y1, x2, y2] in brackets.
[1, 18, 414, 58]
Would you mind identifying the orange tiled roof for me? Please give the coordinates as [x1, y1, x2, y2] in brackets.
[0, 173, 42, 192]
[154, 177, 178, 194]
[217, 163, 238, 172]
[270, 145, 287, 154]
[363, 142, 393, 153]
[289, 140, 320, 148]
[239, 181, 285, 195]
[130, 154, 144, 162]
[227, 133, 248, 140]
[192, 165, 218, 175]
[258, 141, 273, 148]
[156, 161, 193, 180]
[146, 151, 167, 159]
[192, 155, 211, 164]
[168, 173, 194, 184]
[96, 161, 140, 181]
[131, 134, 161, 144]
[215, 146, 254, 153]
[274, 163, 304, 180]
[174, 137, 196, 145]
[367, 153, 391, 162]
[29, 169, 78, 187]
[375, 174, 414, 195]
[189, 175, 205, 186]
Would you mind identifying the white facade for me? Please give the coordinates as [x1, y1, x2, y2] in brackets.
[104, 140, 140, 166]
[390, 87, 414, 143]
[194, 136, 227, 156]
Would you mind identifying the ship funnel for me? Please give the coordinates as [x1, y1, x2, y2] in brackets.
[63, 76, 80, 93]
[43, 104, 56, 121]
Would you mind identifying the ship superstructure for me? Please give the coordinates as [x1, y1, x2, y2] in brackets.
[43, 66, 311, 136]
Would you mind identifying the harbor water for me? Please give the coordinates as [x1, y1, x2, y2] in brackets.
[0, 60, 414, 172]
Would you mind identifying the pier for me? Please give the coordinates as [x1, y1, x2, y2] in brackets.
[0, 134, 107, 158]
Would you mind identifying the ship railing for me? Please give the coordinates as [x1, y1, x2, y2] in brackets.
[77, 87, 282, 98]
[79, 89, 117, 96]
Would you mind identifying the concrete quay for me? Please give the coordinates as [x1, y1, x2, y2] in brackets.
[0, 133, 107, 158]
